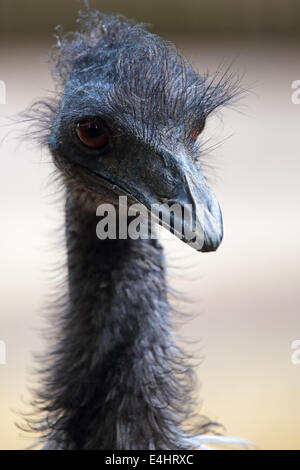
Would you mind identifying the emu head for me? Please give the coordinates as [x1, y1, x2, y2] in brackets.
[40, 11, 237, 252]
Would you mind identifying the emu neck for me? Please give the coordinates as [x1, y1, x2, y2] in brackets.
[45, 190, 191, 450]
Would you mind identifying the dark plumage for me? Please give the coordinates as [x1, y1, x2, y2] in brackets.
[24, 8, 242, 450]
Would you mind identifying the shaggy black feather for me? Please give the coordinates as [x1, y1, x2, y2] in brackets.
[22, 7, 241, 449]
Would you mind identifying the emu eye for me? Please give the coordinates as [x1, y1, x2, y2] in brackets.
[76, 120, 109, 149]
[191, 118, 206, 140]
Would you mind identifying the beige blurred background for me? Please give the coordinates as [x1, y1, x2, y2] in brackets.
[0, 0, 300, 450]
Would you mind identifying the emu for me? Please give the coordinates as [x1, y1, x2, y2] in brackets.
[25, 9, 243, 450]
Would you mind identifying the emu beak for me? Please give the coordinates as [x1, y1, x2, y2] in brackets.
[130, 149, 223, 252]
[152, 168, 223, 253]
[92, 146, 223, 252]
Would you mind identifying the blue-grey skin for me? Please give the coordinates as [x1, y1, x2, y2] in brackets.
[25, 9, 239, 449]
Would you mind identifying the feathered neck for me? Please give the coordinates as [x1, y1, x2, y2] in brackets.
[37, 189, 203, 450]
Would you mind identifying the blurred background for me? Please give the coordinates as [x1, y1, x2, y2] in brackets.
[0, 0, 300, 450]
